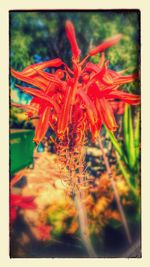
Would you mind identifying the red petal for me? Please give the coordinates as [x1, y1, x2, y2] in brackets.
[37, 70, 64, 89]
[90, 63, 107, 84]
[114, 73, 139, 85]
[10, 194, 36, 210]
[33, 106, 51, 144]
[95, 98, 102, 130]
[11, 102, 38, 115]
[11, 194, 23, 206]
[11, 68, 46, 91]
[106, 90, 140, 105]
[97, 52, 105, 68]
[21, 58, 63, 76]
[57, 86, 72, 137]
[83, 62, 100, 73]
[98, 98, 118, 131]
[89, 34, 122, 56]
[77, 89, 98, 138]
[89, 61, 111, 86]
[65, 20, 81, 59]
[15, 85, 60, 113]
[107, 69, 120, 79]
[34, 75, 49, 87]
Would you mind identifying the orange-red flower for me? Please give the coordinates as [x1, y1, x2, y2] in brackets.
[11, 20, 140, 146]
[10, 194, 36, 223]
[34, 224, 52, 241]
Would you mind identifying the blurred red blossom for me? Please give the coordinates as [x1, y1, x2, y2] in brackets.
[10, 194, 36, 224]
[34, 224, 52, 241]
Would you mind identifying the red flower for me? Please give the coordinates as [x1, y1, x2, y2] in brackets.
[35, 225, 52, 241]
[10, 194, 36, 224]
[11, 20, 140, 146]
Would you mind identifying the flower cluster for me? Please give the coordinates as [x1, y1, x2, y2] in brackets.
[11, 20, 140, 148]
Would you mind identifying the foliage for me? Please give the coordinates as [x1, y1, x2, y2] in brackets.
[10, 106, 34, 129]
[106, 105, 140, 199]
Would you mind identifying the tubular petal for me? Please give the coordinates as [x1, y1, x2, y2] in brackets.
[21, 58, 63, 76]
[11, 68, 46, 91]
[34, 75, 49, 87]
[65, 20, 81, 59]
[114, 73, 139, 85]
[33, 106, 51, 144]
[57, 86, 73, 137]
[105, 91, 140, 105]
[98, 52, 105, 68]
[89, 34, 122, 56]
[90, 61, 109, 85]
[95, 98, 103, 130]
[77, 89, 98, 126]
[11, 102, 38, 115]
[107, 69, 120, 79]
[98, 98, 118, 131]
[37, 70, 64, 89]
[87, 83, 112, 100]
[83, 62, 100, 73]
[15, 85, 60, 113]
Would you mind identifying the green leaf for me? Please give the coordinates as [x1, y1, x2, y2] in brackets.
[123, 105, 136, 170]
[123, 104, 129, 159]
[134, 110, 140, 162]
[105, 126, 127, 164]
[128, 106, 136, 170]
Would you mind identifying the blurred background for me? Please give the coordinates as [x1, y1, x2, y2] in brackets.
[10, 11, 141, 258]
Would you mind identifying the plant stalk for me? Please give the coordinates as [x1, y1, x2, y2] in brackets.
[98, 135, 132, 244]
[74, 190, 97, 257]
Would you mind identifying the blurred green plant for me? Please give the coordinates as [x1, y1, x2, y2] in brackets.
[106, 105, 140, 197]
[10, 106, 34, 129]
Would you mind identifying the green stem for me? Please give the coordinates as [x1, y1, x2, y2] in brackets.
[98, 135, 132, 244]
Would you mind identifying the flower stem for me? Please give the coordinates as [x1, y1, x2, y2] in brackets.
[98, 135, 132, 244]
[74, 190, 97, 257]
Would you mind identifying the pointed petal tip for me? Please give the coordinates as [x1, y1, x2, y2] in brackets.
[89, 34, 122, 56]
[65, 20, 81, 59]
